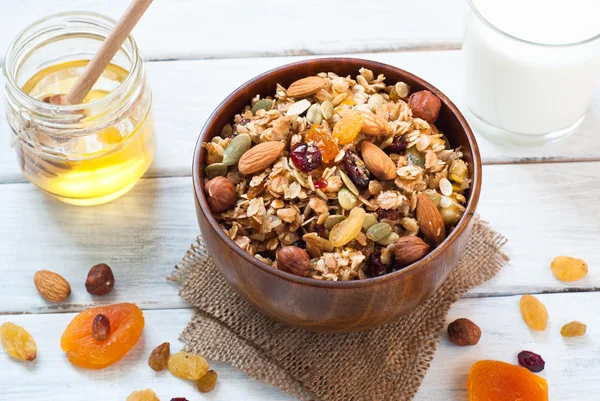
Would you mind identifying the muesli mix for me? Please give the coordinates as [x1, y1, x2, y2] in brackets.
[202, 68, 471, 280]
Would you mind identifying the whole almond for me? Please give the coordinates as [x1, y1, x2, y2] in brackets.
[394, 236, 430, 267]
[339, 110, 393, 136]
[34, 270, 71, 302]
[416, 193, 446, 245]
[361, 141, 397, 180]
[286, 76, 327, 98]
[238, 141, 285, 175]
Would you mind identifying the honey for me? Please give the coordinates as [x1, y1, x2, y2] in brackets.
[13, 60, 156, 205]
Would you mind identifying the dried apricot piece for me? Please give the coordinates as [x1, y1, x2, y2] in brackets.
[561, 321, 587, 337]
[333, 113, 363, 145]
[550, 256, 588, 282]
[0, 322, 37, 361]
[306, 124, 339, 163]
[61, 303, 144, 369]
[468, 360, 548, 401]
[168, 352, 209, 380]
[519, 295, 548, 331]
[127, 389, 160, 401]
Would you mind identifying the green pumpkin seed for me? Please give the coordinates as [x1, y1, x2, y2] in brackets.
[221, 124, 233, 138]
[251, 99, 273, 115]
[362, 214, 378, 230]
[379, 136, 394, 150]
[407, 146, 425, 168]
[222, 134, 251, 166]
[368, 94, 385, 111]
[205, 163, 228, 179]
[338, 187, 358, 210]
[306, 103, 323, 125]
[324, 215, 346, 230]
[366, 223, 392, 242]
[321, 101, 334, 120]
[376, 232, 399, 246]
[339, 171, 359, 196]
[286, 99, 311, 116]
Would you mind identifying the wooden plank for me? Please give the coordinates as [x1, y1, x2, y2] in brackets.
[0, 160, 599, 314]
[0, 292, 596, 400]
[0, 0, 464, 64]
[1, 52, 599, 184]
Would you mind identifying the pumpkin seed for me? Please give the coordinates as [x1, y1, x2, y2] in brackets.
[332, 92, 348, 106]
[306, 103, 323, 125]
[395, 82, 410, 98]
[407, 146, 425, 168]
[251, 99, 273, 115]
[376, 232, 399, 246]
[286, 99, 311, 116]
[366, 223, 392, 242]
[324, 215, 346, 230]
[338, 187, 358, 210]
[221, 124, 233, 138]
[379, 136, 394, 150]
[222, 133, 251, 166]
[339, 171, 359, 196]
[368, 94, 385, 111]
[362, 214, 378, 230]
[205, 163, 228, 179]
[321, 101, 334, 119]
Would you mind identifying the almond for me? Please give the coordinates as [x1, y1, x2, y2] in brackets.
[286, 76, 327, 98]
[238, 141, 285, 175]
[339, 110, 393, 136]
[34, 270, 71, 302]
[394, 236, 430, 267]
[416, 193, 446, 245]
[360, 141, 397, 180]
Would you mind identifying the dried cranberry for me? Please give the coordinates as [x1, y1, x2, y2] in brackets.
[291, 143, 322, 172]
[170, 398, 189, 401]
[343, 151, 370, 189]
[313, 178, 328, 189]
[518, 350, 545, 373]
[386, 136, 407, 154]
[377, 208, 398, 221]
[368, 247, 387, 277]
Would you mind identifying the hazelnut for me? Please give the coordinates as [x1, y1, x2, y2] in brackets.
[92, 314, 111, 341]
[205, 176, 237, 213]
[394, 236, 430, 267]
[447, 318, 481, 346]
[277, 246, 310, 277]
[85, 263, 115, 296]
[408, 90, 441, 123]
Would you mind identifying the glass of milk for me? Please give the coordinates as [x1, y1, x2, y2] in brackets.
[463, 0, 600, 146]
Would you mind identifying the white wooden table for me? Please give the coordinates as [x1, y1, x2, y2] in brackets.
[1, 1, 598, 399]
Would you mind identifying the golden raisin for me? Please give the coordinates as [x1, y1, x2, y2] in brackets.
[519, 295, 548, 331]
[197, 369, 218, 393]
[168, 352, 209, 380]
[0, 322, 37, 361]
[560, 321, 586, 337]
[148, 342, 171, 371]
[126, 389, 160, 401]
[468, 360, 548, 401]
[333, 113, 363, 145]
[329, 207, 366, 247]
[550, 256, 588, 282]
[306, 124, 339, 163]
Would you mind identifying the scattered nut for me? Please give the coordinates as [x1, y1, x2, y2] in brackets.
[92, 314, 111, 341]
[85, 263, 115, 296]
[416, 193, 446, 245]
[409, 90, 441, 123]
[34, 270, 71, 302]
[394, 236, 430, 267]
[277, 246, 310, 277]
[197, 370, 218, 393]
[447, 318, 481, 346]
[204, 176, 237, 213]
[148, 342, 171, 371]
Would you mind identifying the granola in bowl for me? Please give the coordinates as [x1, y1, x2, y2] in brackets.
[202, 68, 471, 281]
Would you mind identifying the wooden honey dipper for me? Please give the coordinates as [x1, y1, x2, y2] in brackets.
[44, 0, 153, 105]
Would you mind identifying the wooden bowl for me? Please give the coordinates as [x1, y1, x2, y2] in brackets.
[192, 58, 482, 333]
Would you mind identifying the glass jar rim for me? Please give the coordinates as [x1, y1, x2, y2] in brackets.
[466, 0, 600, 47]
[3, 11, 141, 112]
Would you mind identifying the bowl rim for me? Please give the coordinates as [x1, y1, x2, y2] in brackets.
[192, 57, 482, 289]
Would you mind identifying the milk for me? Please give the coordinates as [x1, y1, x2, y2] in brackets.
[463, 0, 600, 144]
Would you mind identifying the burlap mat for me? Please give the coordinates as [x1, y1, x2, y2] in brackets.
[169, 218, 508, 401]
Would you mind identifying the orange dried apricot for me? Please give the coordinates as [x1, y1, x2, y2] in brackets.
[468, 360, 548, 401]
[519, 294, 548, 331]
[306, 124, 338, 163]
[333, 113, 363, 145]
[61, 303, 144, 369]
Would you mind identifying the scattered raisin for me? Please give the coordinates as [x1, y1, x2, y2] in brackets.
[197, 370, 218, 393]
[148, 342, 171, 372]
[0, 322, 37, 361]
[560, 321, 587, 337]
[386, 136, 407, 154]
[377, 208, 398, 222]
[127, 389, 160, 401]
[519, 295, 548, 331]
[291, 143, 322, 172]
[168, 352, 209, 380]
[343, 150, 370, 189]
[518, 350, 545, 373]
[92, 314, 111, 341]
[550, 256, 588, 282]
[368, 247, 387, 277]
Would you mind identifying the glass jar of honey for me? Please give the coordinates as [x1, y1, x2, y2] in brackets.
[3, 12, 156, 205]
